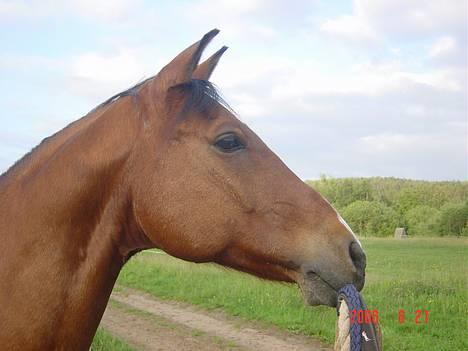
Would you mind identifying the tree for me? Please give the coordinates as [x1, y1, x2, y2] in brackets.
[438, 202, 468, 236]
[307, 177, 468, 236]
[396, 187, 425, 215]
[341, 200, 399, 237]
[405, 206, 441, 236]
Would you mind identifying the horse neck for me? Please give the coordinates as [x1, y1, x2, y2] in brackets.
[0, 99, 151, 350]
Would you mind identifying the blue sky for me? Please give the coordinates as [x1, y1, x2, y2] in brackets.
[1, 0, 466, 180]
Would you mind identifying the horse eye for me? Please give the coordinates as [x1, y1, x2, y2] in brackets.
[214, 133, 245, 153]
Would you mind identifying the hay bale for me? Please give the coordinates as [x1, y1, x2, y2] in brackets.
[394, 227, 408, 239]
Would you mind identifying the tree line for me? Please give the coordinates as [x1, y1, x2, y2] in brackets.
[306, 176, 468, 237]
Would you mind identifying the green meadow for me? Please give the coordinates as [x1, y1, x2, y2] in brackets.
[91, 328, 134, 351]
[107, 237, 467, 351]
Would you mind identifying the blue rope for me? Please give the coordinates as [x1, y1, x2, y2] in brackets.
[337, 284, 363, 351]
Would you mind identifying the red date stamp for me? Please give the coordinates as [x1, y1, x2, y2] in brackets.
[350, 309, 379, 324]
[398, 309, 429, 324]
[349, 309, 430, 324]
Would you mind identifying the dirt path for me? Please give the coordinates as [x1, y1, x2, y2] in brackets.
[100, 287, 332, 351]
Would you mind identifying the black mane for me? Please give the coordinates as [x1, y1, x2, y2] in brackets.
[170, 79, 233, 118]
[95, 77, 232, 118]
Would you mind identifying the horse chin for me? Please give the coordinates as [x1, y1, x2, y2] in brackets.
[298, 273, 338, 307]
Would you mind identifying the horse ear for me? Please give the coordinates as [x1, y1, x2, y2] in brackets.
[155, 29, 220, 89]
[192, 46, 228, 80]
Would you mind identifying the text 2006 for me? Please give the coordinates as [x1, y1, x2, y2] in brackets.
[350, 309, 379, 324]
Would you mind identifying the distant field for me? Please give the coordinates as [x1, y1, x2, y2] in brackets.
[116, 238, 467, 351]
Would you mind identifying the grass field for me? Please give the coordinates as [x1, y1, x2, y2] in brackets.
[91, 328, 134, 351]
[115, 238, 467, 351]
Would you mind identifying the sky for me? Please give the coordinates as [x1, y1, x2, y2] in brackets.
[0, 0, 467, 180]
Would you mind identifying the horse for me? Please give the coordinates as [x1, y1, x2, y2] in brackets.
[0, 29, 366, 350]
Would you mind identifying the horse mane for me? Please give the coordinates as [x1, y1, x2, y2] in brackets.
[170, 79, 233, 118]
[91, 77, 155, 112]
[94, 77, 233, 117]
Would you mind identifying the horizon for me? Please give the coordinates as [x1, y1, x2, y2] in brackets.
[305, 175, 468, 183]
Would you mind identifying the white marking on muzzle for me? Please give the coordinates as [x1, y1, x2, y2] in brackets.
[321, 197, 362, 248]
[337, 213, 362, 248]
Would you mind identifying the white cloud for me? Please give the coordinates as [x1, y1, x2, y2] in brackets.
[268, 60, 463, 100]
[180, 0, 277, 39]
[360, 133, 436, 154]
[65, 48, 166, 102]
[188, 0, 266, 16]
[228, 92, 273, 118]
[67, 0, 139, 21]
[429, 37, 457, 58]
[320, 14, 377, 43]
[0, 0, 139, 21]
[320, 0, 467, 42]
[359, 0, 466, 37]
[404, 104, 426, 117]
[72, 51, 143, 84]
[0, 0, 30, 19]
[353, 131, 467, 180]
[0, 54, 63, 73]
[428, 36, 466, 66]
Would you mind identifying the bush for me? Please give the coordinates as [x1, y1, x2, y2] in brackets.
[341, 200, 399, 237]
[404, 205, 441, 236]
[438, 202, 468, 236]
[462, 226, 468, 236]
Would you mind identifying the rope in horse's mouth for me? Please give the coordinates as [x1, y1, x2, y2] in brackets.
[334, 284, 383, 351]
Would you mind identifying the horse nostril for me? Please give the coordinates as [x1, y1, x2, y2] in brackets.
[349, 242, 366, 271]
[349, 241, 366, 290]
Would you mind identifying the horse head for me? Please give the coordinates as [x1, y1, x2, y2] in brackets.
[126, 29, 365, 307]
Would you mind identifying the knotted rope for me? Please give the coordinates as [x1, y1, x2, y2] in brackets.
[334, 284, 382, 351]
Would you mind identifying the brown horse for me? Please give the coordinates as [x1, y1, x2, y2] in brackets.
[0, 29, 365, 350]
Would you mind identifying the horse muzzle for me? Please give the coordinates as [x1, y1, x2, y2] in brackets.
[298, 241, 366, 307]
